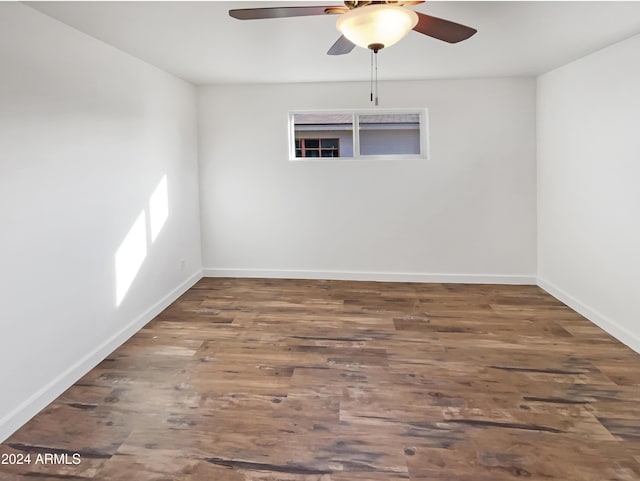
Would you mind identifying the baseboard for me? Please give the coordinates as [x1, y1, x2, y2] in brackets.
[537, 277, 640, 354]
[203, 267, 536, 285]
[0, 269, 203, 443]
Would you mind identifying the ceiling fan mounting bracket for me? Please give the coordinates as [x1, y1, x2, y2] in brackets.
[368, 43, 384, 53]
[344, 1, 411, 9]
[344, 1, 370, 9]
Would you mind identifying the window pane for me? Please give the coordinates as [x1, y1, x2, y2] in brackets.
[305, 150, 320, 157]
[358, 113, 421, 156]
[321, 150, 337, 157]
[304, 139, 319, 149]
[295, 149, 302, 157]
[295, 139, 301, 148]
[293, 113, 353, 158]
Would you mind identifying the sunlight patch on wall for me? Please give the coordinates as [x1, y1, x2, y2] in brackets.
[114, 175, 170, 307]
[149, 175, 168, 243]
[115, 211, 147, 307]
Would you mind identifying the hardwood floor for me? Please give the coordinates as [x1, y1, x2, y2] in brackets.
[2, 277, 640, 480]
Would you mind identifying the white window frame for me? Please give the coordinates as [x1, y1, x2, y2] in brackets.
[288, 108, 429, 161]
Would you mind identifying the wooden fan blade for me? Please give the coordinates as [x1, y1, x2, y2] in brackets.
[413, 12, 477, 43]
[229, 6, 347, 20]
[327, 35, 356, 55]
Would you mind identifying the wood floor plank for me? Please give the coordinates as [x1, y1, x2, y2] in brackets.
[1, 278, 639, 480]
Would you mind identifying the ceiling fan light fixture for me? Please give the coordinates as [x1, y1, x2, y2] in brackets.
[336, 4, 418, 50]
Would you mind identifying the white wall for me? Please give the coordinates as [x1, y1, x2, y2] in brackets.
[0, 3, 202, 441]
[537, 33, 640, 352]
[198, 78, 537, 283]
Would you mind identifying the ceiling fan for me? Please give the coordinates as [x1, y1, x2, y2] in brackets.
[229, 1, 477, 55]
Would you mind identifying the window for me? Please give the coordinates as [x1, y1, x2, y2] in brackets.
[289, 109, 428, 161]
[296, 138, 340, 158]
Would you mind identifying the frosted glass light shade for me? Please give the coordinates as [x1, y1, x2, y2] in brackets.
[336, 4, 418, 50]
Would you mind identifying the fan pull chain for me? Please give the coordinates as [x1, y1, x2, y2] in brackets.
[374, 49, 379, 106]
[370, 48, 374, 103]
[369, 48, 379, 106]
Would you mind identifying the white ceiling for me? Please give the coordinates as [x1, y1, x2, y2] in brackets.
[26, 1, 640, 85]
